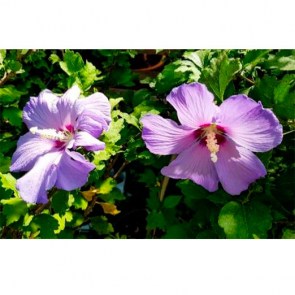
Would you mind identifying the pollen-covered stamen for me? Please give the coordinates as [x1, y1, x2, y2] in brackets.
[30, 126, 73, 142]
[196, 123, 225, 163]
[205, 131, 219, 163]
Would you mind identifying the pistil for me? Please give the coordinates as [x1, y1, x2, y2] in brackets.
[30, 126, 73, 142]
[205, 131, 219, 163]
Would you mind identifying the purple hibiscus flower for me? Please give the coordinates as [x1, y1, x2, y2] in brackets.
[141, 82, 283, 195]
[10, 85, 111, 204]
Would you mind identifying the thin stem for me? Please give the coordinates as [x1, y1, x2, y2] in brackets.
[239, 74, 255, 85]
[159, 176, 170, 202]
[283, 130, 295, 136]
[84, 195, 97, 217]
[35, 202, 50, 214]
[113, 160, 129, 180]
[159, 155, 177, 202]
[104, 154, 120, 179]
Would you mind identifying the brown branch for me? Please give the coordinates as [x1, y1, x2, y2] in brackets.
[35, 202, 50, 214]
[239, 74, 255, 85]
[113, 160, 129, 180]
[104, 154, 120, 179]
[84, 195, 97, 217]
[0, 72, 15, 87]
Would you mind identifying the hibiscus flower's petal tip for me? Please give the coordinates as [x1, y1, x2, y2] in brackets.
[219, 95, 283, 152]
[161, 143, 219, 192]
[61, 84, 81, 102]
[55, 150, 95, 191]
[74, 131, 106, 151]
[16, 152, 60, 204]
[141, 114, 196, 155]
[10, 133, 56, 172]
[215, 140, 267, 195]
[22, 91, 61, 130]
[74, 92, 111, 136]
[166, 82, 218, 128]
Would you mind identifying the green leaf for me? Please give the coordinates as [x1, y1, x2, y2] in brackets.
[202, 52, 242, 100]
[0, 172, 19, 197]
[59, 50, 84, 75]
[264, 51, 295, 71]
[207, 190, 231, 205]
[0, 213, 5, 227]
[183, 51, 203, 68]
[99, 178, 117, 194]
[49, 53, 60, 64]
[147, 191, 161, 211]
[138, 168, 157, 187]
[68, 212, 84, 228]
[109, 68, 136, 87]
[72, 193, 88, 210]
[242, 50, 270, 69]
[218, 200, 272, 239]
[163, 224, 188, 238]
[51, 190, 70, 214]
[132, 89, 151, 107]
[1, 197, 28, 225]
[257, 150, 273, 169]
[0, 153, 11, 173]
[0, 49, 6, 64]
[30, 214, 59, 238]
[103, 118, 124, 145]
[282, 228, 295, 239]
[6, 60, 22, 72]
[155, 61, 191, 94]
[175, 59, 201, 82]
[79, 61, 102, 90]
[273, 74, 295, 104]
[91, 216, 114, 235]
[99, 188, 126, 203]
[196, 229, 218, 239]
[0, 85, 24, 104]
[147, 211, 166, 230]
[163, 195, 182, 209]
[133, 100, 161, 118]
[110, 97, 124, 109]
[0, 180, 12, 200]
[177, 180, 209, 200]
[2, 107, 22, 128]
[116, 111, 140, 129]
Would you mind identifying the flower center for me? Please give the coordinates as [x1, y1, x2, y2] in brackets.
[195, 123, 225, 163]
[30, 126, 74, 147]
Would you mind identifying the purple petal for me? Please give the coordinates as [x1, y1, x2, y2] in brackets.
[215, 139, 266, 195]
[55, 150, 95, 191]
[16, 152, 62, 204]
[141, 114, 196, 155]
[73, 131, 105, 151]
[75, 109, 109, 137]
[56, 85, 81, 129]
[74, 92, 111, 125]
[166, 83, 219, 128]
[10, 132, 57, 172]
[60, 85, 80, 105]
[218, 95, 283, 152]
[161, 142, 219, 192]
[23, 90, 62, 129]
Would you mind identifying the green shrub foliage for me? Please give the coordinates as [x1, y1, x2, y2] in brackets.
[0, 49, 294, 238]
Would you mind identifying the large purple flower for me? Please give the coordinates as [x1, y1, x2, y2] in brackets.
[10, 85, 111, 204]
[141, 82, 283, 195]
